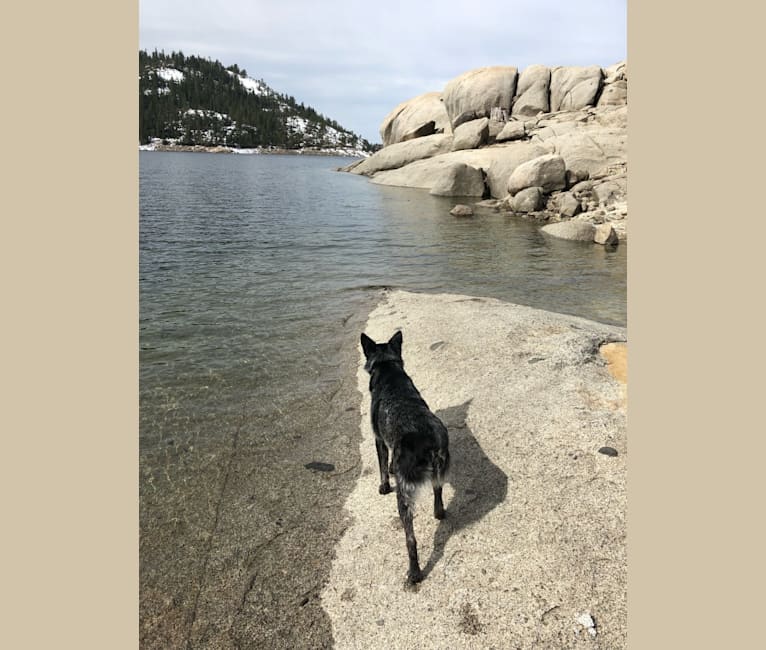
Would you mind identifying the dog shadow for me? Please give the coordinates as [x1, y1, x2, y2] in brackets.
[421, 399, 508, 578]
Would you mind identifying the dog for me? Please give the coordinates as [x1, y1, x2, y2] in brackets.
[360, 330, 450, 584]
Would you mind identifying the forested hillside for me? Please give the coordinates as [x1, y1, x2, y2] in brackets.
[139, 50, 377, 152]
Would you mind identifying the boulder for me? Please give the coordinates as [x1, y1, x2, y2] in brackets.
[450, 204, 474, 217]
[541, 220, 596, 242]
[487, 119, 507, 142]
[351, 134, 453, 176]
[550, 66, 603, 112]
[512, 64, 551, 117]
[598, 80, 628, 107]
[507, 154, 567, 195]
[452, 117, 490, 151]
[370, 142, 550, 199]
[379, 92, 452, 146]
[442, 66, 518, 128]
[544, 127, 627, 182]
[594, 180, 624, 206]
[570, 180, 595, 196]
[594, 223, 618, 245]
[429, 162, 485, 197]
[558, 192, 581, 217]
[510, 187, 544, 213]
[603, 60, 627, 84]
[592, 105, 628, 129]
[495, 121, 526, 142]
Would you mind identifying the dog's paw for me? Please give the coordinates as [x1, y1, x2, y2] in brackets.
[378, 482, 392, 495]
[406, 568, 423, 585]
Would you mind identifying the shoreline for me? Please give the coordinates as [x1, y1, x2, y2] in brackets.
[322, 289, 627, 648]
[140, 287, 627, 648]
[140, 293, 377, 649]
[139, 143, 369, 157]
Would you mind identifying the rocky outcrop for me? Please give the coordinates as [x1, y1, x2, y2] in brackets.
[442, 66, 518, 128]
[351, 134, 453, 176]
[429, 162, 485, 197]
[369, 142, 550, 198]
[550, 65, 603, 112]
[452, 118, 490, 151]
[345, 60, 627, 237]
[379, 92, 452, 146]
[512, 64, 551, 117]
[322, 290, 627, 650]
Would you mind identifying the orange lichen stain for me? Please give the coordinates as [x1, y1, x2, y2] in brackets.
[600, 342, 627, 385]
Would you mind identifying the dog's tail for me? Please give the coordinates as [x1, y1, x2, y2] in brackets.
[394, 433, 450, 494]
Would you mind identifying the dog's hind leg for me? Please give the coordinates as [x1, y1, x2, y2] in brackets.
[431, 449, 449, 519]
[374, 436, 392, 494]
[396, 483, 422, 584]
[432, 483, 446, 520]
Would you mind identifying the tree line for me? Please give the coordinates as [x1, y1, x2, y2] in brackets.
[139, 49, 377, 151]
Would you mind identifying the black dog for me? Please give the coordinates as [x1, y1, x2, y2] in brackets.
[360, 330, 450, 584]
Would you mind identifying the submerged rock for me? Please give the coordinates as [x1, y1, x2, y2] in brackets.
[450, 204, 474, 217]
[541, 220, 596, 242]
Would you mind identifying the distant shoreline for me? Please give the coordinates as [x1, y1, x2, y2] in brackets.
[139, 143, 369, 157]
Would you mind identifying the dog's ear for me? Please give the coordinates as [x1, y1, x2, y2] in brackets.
[360, 333, 377, 358]
[388, 330, 403, 356]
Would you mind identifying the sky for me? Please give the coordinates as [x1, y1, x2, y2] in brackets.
[139, 0, 627, 144]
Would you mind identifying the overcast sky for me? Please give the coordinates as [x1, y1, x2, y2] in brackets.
[140, 0, 626, 143]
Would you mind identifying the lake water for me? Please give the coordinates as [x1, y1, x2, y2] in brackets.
[139, 151, 626, 647]
[140, 151, 625, 441]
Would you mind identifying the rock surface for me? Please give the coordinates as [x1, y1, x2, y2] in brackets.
[550, 65, 603, 112]
[321, 290, 627, 650]
[429, 162, 485, 197]
[507, 153, 567, 195]
[509, 186, 544, 212]
[346, 60, 628, 237]
[352, 134, 453, 176]
[450, 204, 474, 217]
[512, 64, 551, 116]
[495, 120, 526, 142]
[594, 223, 619, 245]
[370, 142, 550, 198]
[380, 92, 453, 146]
[451, 117, 490, 151]
[541, 220, 597, 242]
[442, 66, 519, 128]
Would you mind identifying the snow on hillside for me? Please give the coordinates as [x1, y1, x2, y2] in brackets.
[185, 108, 229, 121]
[286, 116, 309, 133]
[155, 67, 184, 83]
[227, 70, 267, 95]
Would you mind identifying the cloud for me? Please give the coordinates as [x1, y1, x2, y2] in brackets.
[140, 0, 626, 142]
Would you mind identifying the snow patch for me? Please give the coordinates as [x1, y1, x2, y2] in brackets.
[227, 70, 266, 95]
[156, 67, 184, 83]
[185, 109, 229, 121]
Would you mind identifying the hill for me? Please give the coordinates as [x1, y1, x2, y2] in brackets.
[139, 50, 377, 154]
